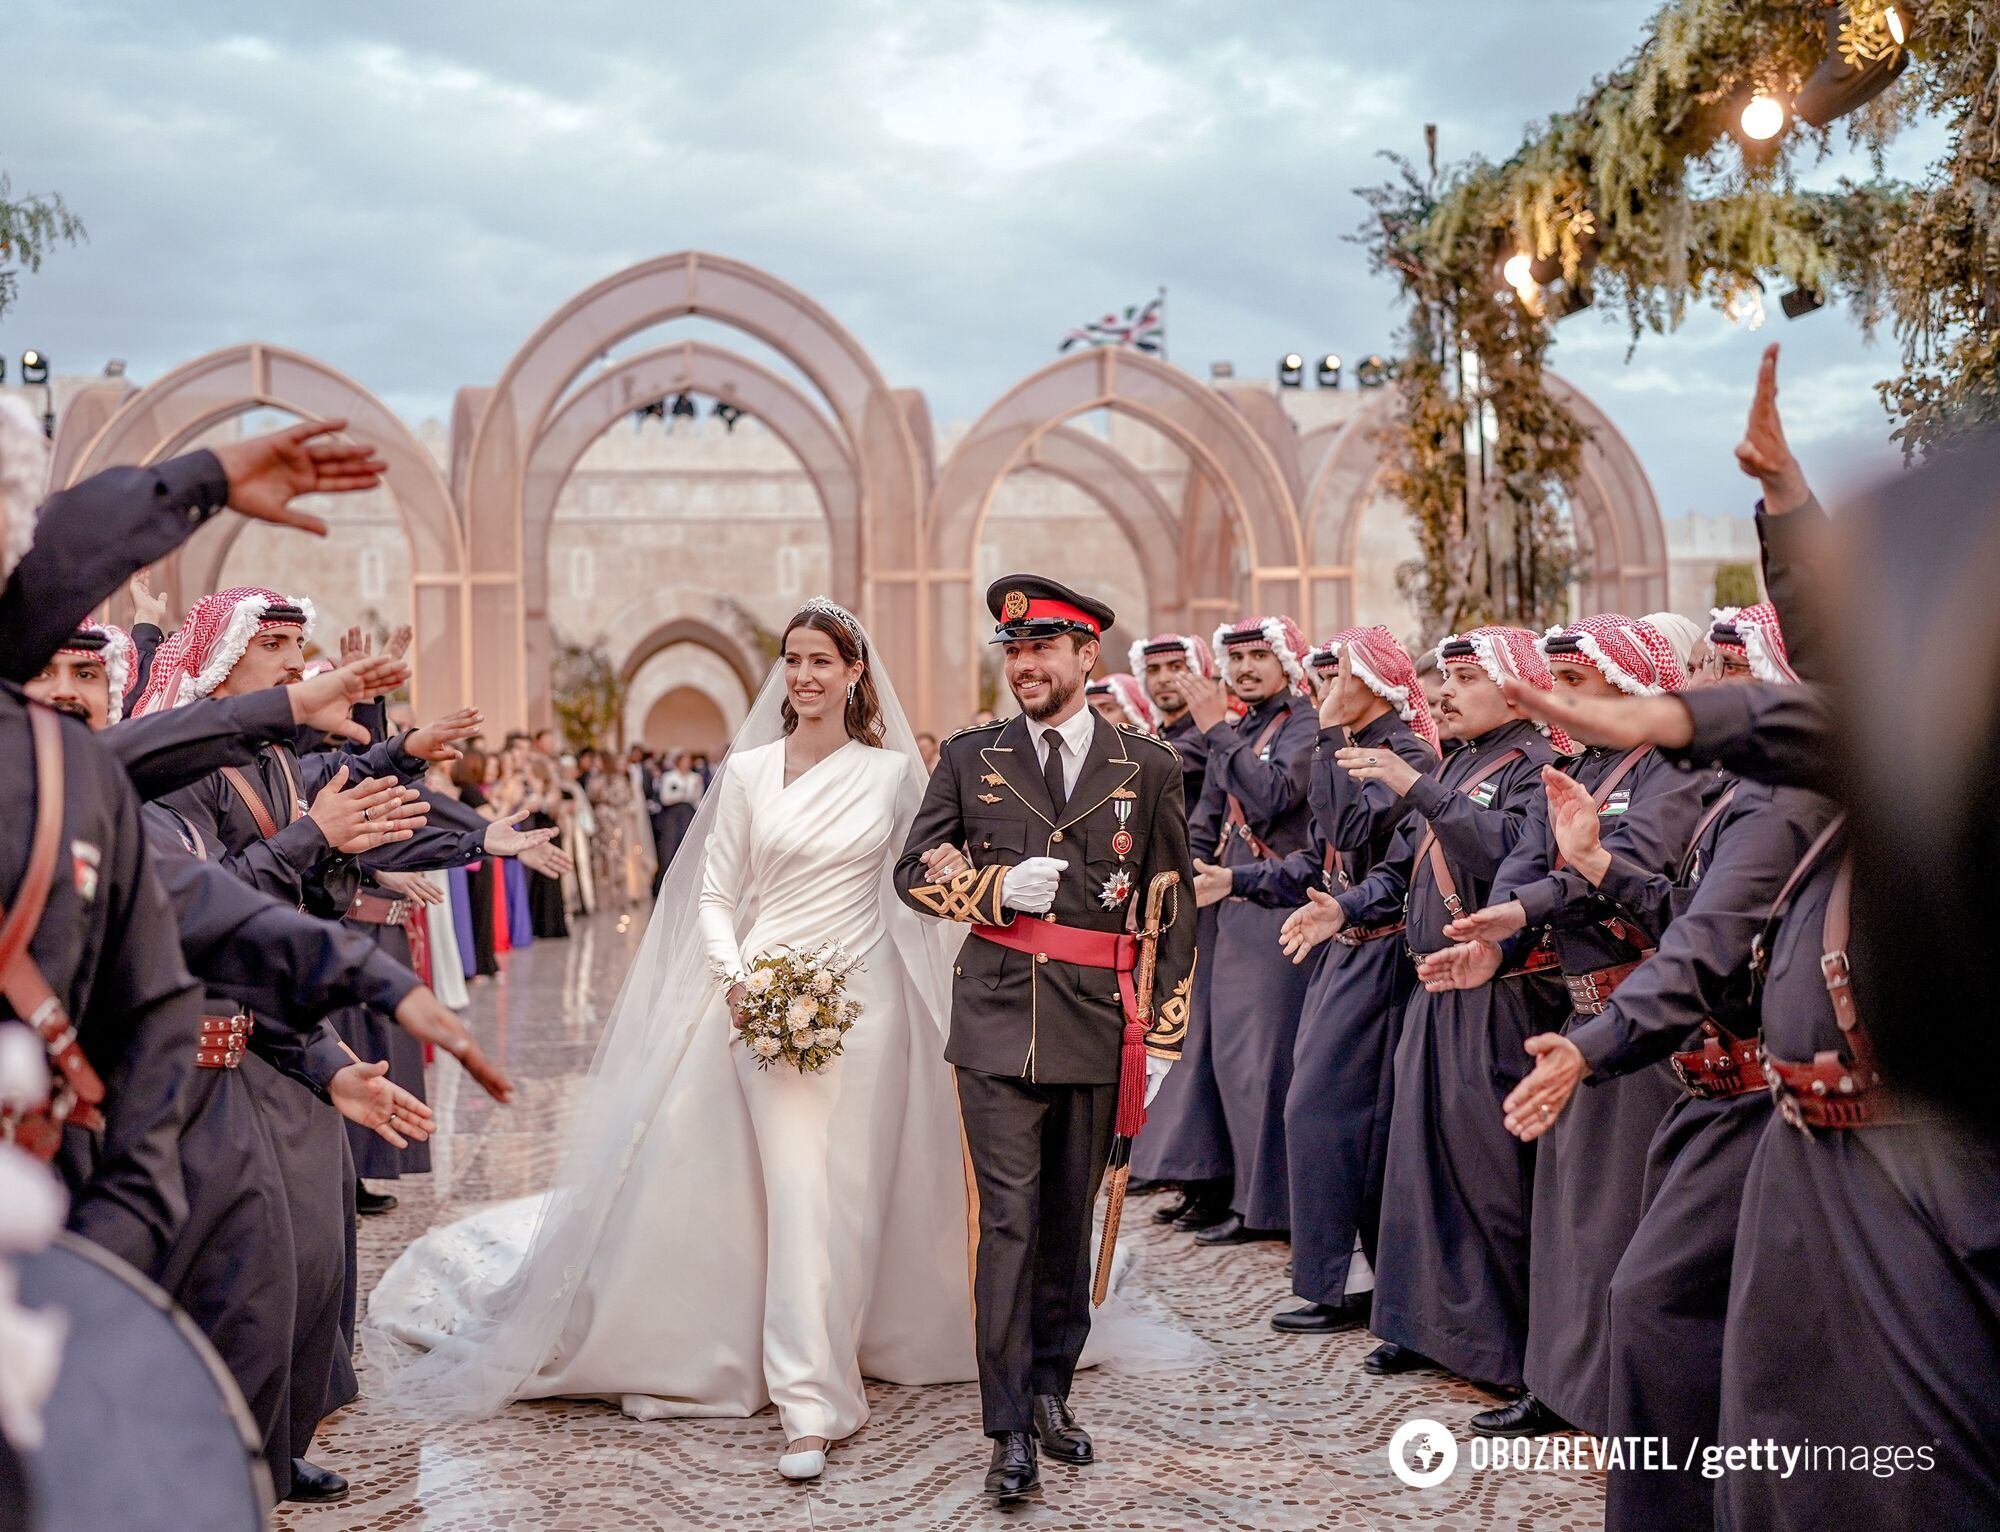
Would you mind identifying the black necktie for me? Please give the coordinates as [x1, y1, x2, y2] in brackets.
[1042, 730, 1068, 818]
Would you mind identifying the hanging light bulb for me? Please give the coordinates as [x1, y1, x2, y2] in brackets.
[1501, 253, 1534, 289]
[1740, 92, 1786, 141]
[1885, 5, 1906, 44]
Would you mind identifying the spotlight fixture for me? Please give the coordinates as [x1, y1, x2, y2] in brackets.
[1354, 355, 1393, 389]
[1780, 286, 1825, 321]
[20, 350, 49, 385]
[1278, 354, 1304, 388]
[1795, 4, 1910, 127]
[1739, 92, 1786, 142]
[1315, 353, 1341, 388]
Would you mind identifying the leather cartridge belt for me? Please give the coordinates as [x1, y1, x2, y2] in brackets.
[347, 890, 411, 927]
[195, 1013, 253, 1071]
[1761, 1044, 1916, 1132]
[973, 917, 1141, 1027]
[1564, 957, 1652, 1016]
[1336, 919, 1406, 948]
[1670, 1023, 1767, 1100]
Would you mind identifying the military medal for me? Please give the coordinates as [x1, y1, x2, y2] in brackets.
[1098, 868, 1134, 910]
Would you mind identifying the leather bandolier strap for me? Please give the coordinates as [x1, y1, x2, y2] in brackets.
[0, 706, 107, 1160]
[1219, 706, 1293, 862]
[1754, 816, 1914, 1131]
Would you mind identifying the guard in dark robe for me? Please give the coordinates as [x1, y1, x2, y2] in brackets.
[1339, 626, 1569, 1390]
[1227, 628, 1439, 1332]
[0, 684, 202, 1279]
[1439, 617, 1705, 1438]
[1125, 632, 1230, 1226]
[1183, 616, 1319, 1243]
[898, 576, 1195, 1505]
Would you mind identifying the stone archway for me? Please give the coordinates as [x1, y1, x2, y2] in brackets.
[925, 347, 1303, 723]
[520, 339, 862, 721]
[63, 344, 470, 714]
[1296, 369, 1670, 638]
[458, 252, 925, 728]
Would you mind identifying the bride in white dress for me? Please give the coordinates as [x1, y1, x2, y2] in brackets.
[368, 600, 978, 1478]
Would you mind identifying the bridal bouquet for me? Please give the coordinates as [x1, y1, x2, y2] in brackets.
[719, 942, 864, 1074]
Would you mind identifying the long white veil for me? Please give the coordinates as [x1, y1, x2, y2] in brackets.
[368, 606, 961, 1415]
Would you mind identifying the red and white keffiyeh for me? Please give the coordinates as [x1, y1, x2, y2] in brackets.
[1539, 613, 1689, 697]
[131, 585, 317, 716]
[1127, 631, 1216, 682]
[1708, 602, 1798, 684]
[1086, 673, 1157, 732]
[1212, 615, 1310, 695]
[1323, 624, 1439, 754]
[1440, 624, 1578, 754]
[57, 622, 136, 726]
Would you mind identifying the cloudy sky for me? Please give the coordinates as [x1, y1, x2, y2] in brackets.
[1, 0, 1937, 521]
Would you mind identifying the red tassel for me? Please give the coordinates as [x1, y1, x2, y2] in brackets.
[1115, 1019, 1147, 1138]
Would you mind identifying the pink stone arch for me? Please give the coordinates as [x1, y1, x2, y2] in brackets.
[925, 348, 1303, 724]
[62, 344, 470, 714]
[458, 252, 925, 727]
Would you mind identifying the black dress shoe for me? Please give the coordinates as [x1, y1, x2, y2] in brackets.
[984, 1431, 1040, 1503]
[1193, 1214, 1284, 1246]
[354, 1181, 399, 1216]
[1031, 1394, 1093, 1465]
[285, 1458, 349, 1504]
[1270, 1296, 1370, 1334]
[1470, 1393, 1569, 1438]
[1362, 1341, 1431, 1376]
[1152, 1189, 1197, 1225]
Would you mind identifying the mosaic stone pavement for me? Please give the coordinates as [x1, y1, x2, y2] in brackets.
[279, 912, 1607, 1531]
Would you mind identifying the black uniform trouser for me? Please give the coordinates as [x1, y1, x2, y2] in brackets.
[955, 1067, 1118, 1436]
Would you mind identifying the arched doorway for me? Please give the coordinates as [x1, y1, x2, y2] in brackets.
[1297, 369, 1670, 640]
[925, 347, 1302, 723]
[62, 344, 470, 714]
[457, 252, 924, 729]
[522, 339, 861, 722]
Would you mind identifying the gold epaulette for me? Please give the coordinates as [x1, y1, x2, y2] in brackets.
[942, 720, 1006, 747]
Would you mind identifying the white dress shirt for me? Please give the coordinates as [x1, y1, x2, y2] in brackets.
[1034, 706, 1098, 798]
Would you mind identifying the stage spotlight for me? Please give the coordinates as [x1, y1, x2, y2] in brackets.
[1795, 5, 1910, 127]
[1316, 353, 1341, 387]
[1278, 354, 1304, 388]
[21, 350, 49, 385]
[1355, 354, 1393, 389]
[1781, 286, 1825, 321]
[1739, 92, 1786, 141]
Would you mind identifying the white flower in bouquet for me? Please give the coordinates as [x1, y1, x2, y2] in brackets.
[813, 1027, 841, 1048]
[746, 968, 777, 995]
[751, 1035, 782, 1059]
[787, 995, 820, 1029]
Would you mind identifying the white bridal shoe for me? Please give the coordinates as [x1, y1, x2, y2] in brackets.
[778, 1441, 827, 1481]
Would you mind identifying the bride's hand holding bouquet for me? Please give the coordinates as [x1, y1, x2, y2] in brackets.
[717, 943, 864, 1074]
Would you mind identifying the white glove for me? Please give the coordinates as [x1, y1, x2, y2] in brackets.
[1000, 857, 1067, 915]
[1144, 1055, 1173, 1107]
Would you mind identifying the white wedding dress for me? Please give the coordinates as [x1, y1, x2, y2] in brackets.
[368, 622, 1197, 1440]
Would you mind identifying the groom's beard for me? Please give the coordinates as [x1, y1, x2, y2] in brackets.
[1017, 674, 1078, 723]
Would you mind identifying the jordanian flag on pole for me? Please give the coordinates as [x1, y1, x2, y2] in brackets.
[1059, 290, 1165, 354]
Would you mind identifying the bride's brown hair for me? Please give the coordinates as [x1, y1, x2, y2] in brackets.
[779, 606, 886, 747]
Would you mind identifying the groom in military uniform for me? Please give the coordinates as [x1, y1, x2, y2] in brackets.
[897, 575, 1197, 1504]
